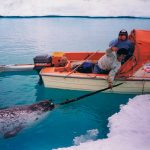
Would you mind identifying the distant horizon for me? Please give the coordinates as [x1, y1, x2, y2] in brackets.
[0, 15, 150, 19]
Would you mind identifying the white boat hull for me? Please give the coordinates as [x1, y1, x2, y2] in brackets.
[41, 74, 150, 94]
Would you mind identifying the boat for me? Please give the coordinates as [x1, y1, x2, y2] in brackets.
[40, 29, 150, 94]
[0, 64, 34, 72]
[0, 54, 53, 73]
[39, 29, 150, 94]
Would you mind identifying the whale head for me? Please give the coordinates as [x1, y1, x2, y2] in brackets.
[30, 100, 55, 112]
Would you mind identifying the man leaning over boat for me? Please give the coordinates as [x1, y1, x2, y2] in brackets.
[93, 48, 128, 88]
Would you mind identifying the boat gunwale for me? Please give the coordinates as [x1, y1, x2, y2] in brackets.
[40, 72, 150, 81]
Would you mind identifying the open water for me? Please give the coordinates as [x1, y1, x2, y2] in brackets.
[0, 17, 150, 150]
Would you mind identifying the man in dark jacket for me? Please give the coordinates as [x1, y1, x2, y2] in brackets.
[109, 29, 135, 62]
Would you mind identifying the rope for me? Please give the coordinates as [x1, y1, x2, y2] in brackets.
[141, 79, 145, 94]
[57, 83, 123, 106]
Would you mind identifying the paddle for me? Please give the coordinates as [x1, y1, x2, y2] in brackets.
[56, 83, 123, 106]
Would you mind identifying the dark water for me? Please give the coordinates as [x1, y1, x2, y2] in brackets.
[0, 17, 149, 150]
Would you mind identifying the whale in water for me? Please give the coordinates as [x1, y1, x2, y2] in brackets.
[0, 100, 55, 139]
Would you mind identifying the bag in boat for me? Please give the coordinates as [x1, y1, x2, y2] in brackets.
[75, 62, 94, 73]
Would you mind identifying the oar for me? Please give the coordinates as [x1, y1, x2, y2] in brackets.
[55, 83, 123, 107]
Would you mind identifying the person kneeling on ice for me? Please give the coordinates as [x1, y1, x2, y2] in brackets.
[93, 48, 128, 88]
